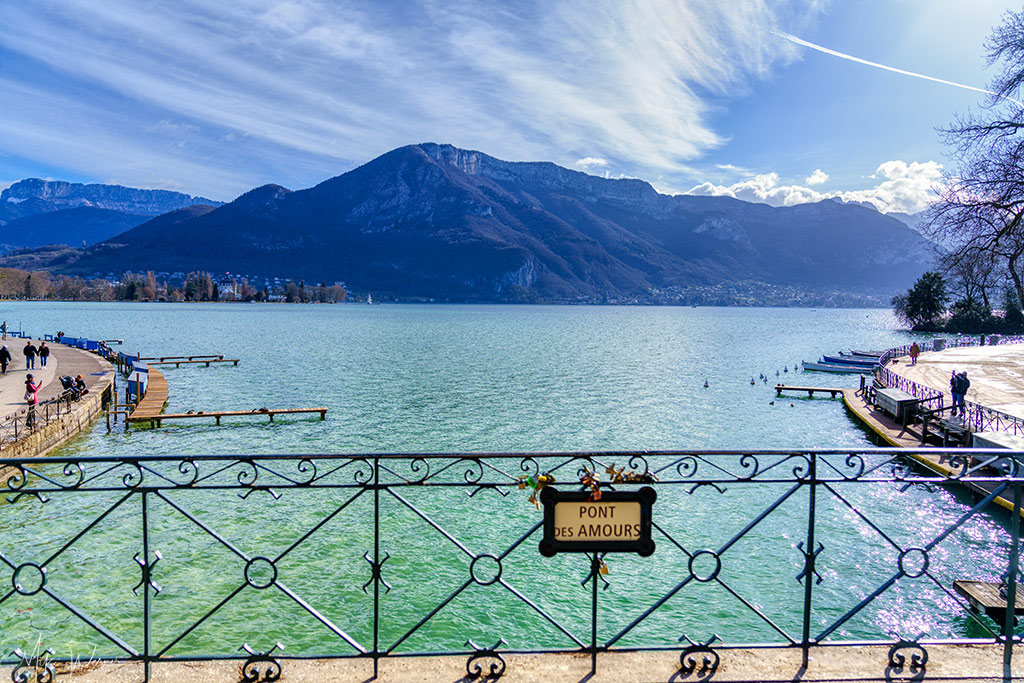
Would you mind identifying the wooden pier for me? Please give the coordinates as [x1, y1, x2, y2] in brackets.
[129, 407, 327, 427]
[775, 384, 844, 398]
[147, 358, 239, 368]
[140, 354, 224, 362]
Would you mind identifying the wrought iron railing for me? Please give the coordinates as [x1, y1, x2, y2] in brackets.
[1, 450, 1023, 681]
[874, 367, 945, 411]
[0, 389, 80, 451]
[962, 401, 1024, 438]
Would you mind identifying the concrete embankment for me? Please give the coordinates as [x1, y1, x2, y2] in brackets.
[20, 642, 1018, 682]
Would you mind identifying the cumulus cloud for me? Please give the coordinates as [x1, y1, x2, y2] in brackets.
[575, 157, 609, 169]
[687, 160, 943, 214]
[805, 169, 828, 186]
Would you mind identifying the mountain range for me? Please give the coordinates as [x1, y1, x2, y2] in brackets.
[1, 144, 933, 302]
[0, 179, 220, 249]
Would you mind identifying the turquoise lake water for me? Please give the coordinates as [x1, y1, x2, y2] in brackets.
[0, 303, 1014, 658]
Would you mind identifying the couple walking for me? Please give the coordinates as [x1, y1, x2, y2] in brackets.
[950, 371, 971, 417]
[22, 341, 49, 370]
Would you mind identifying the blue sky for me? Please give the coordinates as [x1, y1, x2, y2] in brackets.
[0, 0, 1018, 214]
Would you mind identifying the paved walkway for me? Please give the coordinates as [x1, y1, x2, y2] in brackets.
[0, 339, 113, 420]
[896, 343, 1024, 419]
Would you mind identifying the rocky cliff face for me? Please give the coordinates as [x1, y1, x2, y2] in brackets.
[1, 179, 220, 218]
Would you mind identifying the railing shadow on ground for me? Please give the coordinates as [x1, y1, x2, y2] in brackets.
[1, 449, 1023, 681]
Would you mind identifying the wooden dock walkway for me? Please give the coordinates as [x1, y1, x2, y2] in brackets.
[953, 580, 1024, 623]
[126, 365, 169, 422]
[129, 407, 327, 427]
[775, 384, 844, 398]
[147, 358, 239, 368]
[140, 354, 224, 362]
[841, 387, 1024, 515]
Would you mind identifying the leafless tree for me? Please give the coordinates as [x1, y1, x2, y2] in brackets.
[922, 9, 1024, 306]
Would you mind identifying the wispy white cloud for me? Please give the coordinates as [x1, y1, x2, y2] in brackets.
[0, 0, 822, 197]
[715, 163, 752, 174]
[805, 169, 828, 186]
[687, 160, 943, 214]
[145, 120, 201, 134]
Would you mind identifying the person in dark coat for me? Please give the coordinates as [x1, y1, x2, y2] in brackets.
[38, 342, 49, 368]
[23, 341, 36, 370]
[0, 345, 11, 374]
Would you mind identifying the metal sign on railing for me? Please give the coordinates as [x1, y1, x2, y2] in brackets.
[539, 487, 656, 556]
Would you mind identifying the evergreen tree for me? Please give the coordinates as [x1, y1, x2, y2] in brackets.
[892, 271, 949, 330]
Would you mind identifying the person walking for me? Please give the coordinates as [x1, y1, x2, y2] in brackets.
[24, 373, 40, 429]
[22, 340, 36, 370]
[0, 345, 11, 374]
[38, 341, 49, 368]
[958, 372, 971, 418]
[2, 321, 8, 340]
[950, 371, 962, 417]
[909, 342, 920, 365]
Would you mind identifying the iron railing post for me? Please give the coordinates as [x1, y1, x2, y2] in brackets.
[801, 452, 817, 669]
[142, 491, 152, 683]
[1003, 480, 1021, 681]
[590, 553, 599, 675]
[373, 456, 380, 680]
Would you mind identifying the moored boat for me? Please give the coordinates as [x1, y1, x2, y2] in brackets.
[806, 362, 872, 374]
[822, 354, 878, 367]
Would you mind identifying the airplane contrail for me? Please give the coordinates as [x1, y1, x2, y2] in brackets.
[771, 29, 1022, 107]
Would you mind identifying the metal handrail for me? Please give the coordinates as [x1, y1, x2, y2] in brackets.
[0, 388, 80, 450]
[1, 449, 1022, 679]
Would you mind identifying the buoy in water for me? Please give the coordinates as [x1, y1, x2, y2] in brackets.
[703, 379, 709, 388]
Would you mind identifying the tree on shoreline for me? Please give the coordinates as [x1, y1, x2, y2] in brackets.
[892, 272, 949, 330]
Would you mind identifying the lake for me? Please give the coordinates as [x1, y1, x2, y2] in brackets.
[0, 303, 1012, 658]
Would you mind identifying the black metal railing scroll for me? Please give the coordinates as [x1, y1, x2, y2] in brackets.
[1, 449, 1023, 680]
